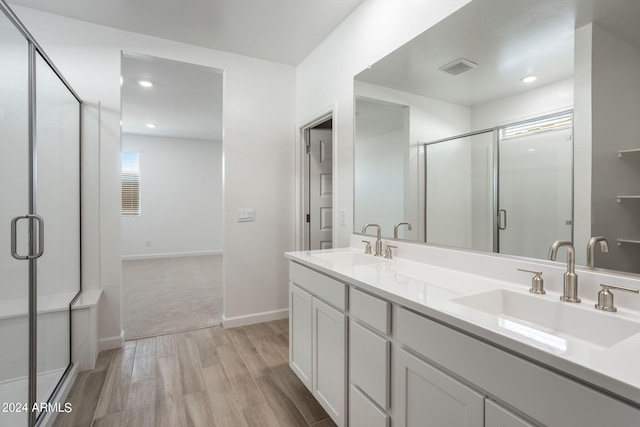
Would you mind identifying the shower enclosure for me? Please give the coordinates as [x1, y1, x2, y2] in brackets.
[423, 111, 573, 259]
[0, 2, 81, 426]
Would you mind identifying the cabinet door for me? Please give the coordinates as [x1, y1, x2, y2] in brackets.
[350, 384, 389, 427]
[289, 283, 313, 390]
[350, 320, 390, 409]
[313, 297, 347, 427]
[394, 347, 484, 427]
[485, 399, 536, 427]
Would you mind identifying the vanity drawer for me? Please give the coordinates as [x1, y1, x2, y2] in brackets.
[289, 262, 347, 310]
[349, 287, 390, 335]
[395, 307, 640, 427]
[349, 384, 389, 427]
[349, 320, 390, 409]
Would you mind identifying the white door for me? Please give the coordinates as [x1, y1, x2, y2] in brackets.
[394, 348, 484, 427]
[309, 128, 333, 249]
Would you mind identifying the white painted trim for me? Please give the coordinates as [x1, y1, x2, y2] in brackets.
[99, 331, 124, 351]
[222, 308, 289, 329]
[121, 250, 223, 261]
[39, 364, 79, 427]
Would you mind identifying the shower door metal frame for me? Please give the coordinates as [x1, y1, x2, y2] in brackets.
[421, 127, 499, 250]
[420, 109, 574, 257]
[1, 2, 83, 426]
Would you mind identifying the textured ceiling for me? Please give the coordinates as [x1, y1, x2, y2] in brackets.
[355, 0, 640, 108]
[121, 52, 223, 140]
[8, 0, 365, 65]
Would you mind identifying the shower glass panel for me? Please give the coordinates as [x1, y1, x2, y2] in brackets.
[0, 11, 30, 427]
[34, 52, 80, 407]
[424, 130, 495, 250]
[497, 120, 573, 259]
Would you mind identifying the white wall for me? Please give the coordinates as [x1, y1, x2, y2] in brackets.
[470, 78, 574, 130]
[354, 81, 472, 241]
[296, 0, 473, 248]
[12, 5, 296, 344]
[354, 98, 408, 239]
[591, 24, 640, 273]
[121, 134, 223, 259]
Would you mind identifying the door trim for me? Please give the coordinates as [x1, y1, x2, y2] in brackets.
[297, 105, 336, 251]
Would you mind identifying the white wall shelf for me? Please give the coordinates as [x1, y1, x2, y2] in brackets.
[616, 238, 640, 246]
[617, 148, 640, 158]
[616, 195, 640, 202]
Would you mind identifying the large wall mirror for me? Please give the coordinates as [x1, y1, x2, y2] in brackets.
[354, 0, 640, 274]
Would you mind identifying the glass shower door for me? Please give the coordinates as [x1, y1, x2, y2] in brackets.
[0, 11, 30, 427]
[424, 130, 495, 251]
[497, 117, 573, 259]
[34, 52, 80, 411]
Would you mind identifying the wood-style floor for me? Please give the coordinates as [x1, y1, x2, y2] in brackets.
[54, 319, 336, 427]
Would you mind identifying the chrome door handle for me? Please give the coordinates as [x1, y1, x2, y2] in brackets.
[11, 214, 44, 260]
[498, 209, 507, 230]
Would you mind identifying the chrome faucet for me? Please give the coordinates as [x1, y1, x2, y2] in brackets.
[362, 223, 383, 256]
[393, 222, 413, 239]
[548, 241, 580, 303]
[587, 236, 609, 268]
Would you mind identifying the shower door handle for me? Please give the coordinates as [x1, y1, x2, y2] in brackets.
[10, 214, 44, 260]
[498, 209, 507, 230]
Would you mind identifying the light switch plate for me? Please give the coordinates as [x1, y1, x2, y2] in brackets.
[237, 208, 256, 222]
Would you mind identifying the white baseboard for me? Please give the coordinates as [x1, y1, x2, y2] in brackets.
[98, 331, 124, 351]
[222, 308, 289, 329]
[39, 363, 79, 427]
[122, 250, 223, 261]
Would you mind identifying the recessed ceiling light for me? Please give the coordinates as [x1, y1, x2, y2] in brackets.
[138, 80, 153, 88]
[145, 123, 156, 128]
[521, 75, 537, 83]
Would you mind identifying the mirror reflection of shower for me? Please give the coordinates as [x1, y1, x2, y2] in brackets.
[423, 111, 573, 261]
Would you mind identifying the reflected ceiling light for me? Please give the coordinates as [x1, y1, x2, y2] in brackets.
[138, 80, 154, 87]
[521, 75, 537, 83]
[145, 123, 156, 128]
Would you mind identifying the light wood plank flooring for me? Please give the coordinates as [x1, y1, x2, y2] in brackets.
[54, 320, 336, 427]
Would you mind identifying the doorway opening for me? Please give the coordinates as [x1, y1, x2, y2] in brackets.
[119, 52, 224, 340]
[302, 117, 334, 250]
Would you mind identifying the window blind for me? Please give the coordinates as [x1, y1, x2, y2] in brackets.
[500, 111, 573, 140]
[121, 151, 140, 216]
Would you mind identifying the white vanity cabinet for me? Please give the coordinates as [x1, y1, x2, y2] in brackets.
[395, 306, 640, 427]
[287, 257, 640, 427]
[348, 287, 391, 427]
[289, 262, 347, 427]
[485, 400, 536, 427]
[394, 347, 484, 427]
[289, 283, 313, 389]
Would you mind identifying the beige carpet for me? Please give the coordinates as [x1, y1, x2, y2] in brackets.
[122, 255, 223, 340]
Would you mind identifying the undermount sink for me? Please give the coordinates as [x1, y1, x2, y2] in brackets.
[451, 289, 640, 348]
[310, 251, 386, 266]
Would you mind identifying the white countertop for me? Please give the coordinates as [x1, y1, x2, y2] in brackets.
[285, 246, 640, 407]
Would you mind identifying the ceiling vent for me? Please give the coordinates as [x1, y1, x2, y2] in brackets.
[439, 58, 478, 75]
